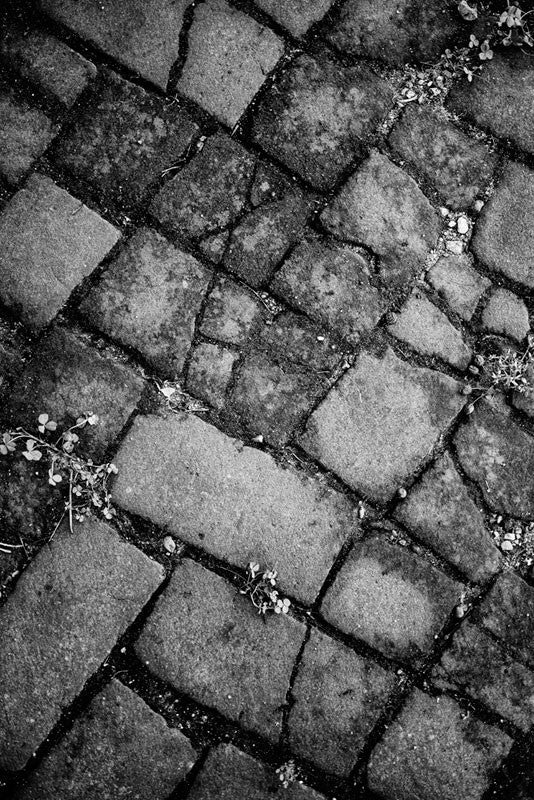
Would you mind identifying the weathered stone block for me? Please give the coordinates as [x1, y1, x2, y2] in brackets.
[482, 288, 530, 342]
[0, 94, 59, 185]
[200, 277, 263, 345]
[427, 254, 490, 321]
[186, 342, 237, 410]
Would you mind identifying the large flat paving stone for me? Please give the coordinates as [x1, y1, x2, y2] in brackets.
[471, 160, 534, 289]
[454, 397, 534, 518]
[0, 174, 120, 331]
[0, 517, 164, 771]
[177, 0, 284, 126]
[321, 151, 440, 287]
[448, 51, 534, 156]
[113, 413, 358, 604]
[320, 535, 463, 666]
[0, 93, 59, 186]
[475, 571, 534, 670]
[54, 72, 198, 207]
[432, 622, 534, 733]
[299, 347, 464, 503]
[188, 743, 325, 800]
[367, 690, 513, 800]
[40, 0, 190, 90]
[255, 0, 334, 36]
[80, 227, 212, 380]
[18, 680, 196, 799]
[135, 559, 306, 743]
[394, 453, 501, 583]
[251, 53, 394, 191]
[288, 628, 396, 776]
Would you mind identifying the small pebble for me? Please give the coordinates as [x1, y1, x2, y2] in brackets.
[440, 206, 449, 217]
[501, 540, 514, 552]
[457, 216, 469, 234]
[252, 434, 264, 443]
[504, 533, 516, 541]
[446, 239, 463, 255]
[397, 487, 407, 499]
[163, 535, 176, 554]
[474, 199, 485, 212]
[474, 354, 485, 366]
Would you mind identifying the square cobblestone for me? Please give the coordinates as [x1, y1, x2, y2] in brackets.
[0, 517, 164, 771]
[258, 311, 342, 374]
[255, 0, 334, 36]
[432, 622, 534, 733]
[367, 690, 513, 800]
[288, 628, 396, 776]
[0, 174, 120, 331]
[177, 0, 284, 126]
[18, 680, 197, 799]
[186, 342, 237, 410]
[80, 227, 212, 380]
[270, 234, 385, 345]
[476, 571, 534, 670]
[251, 53, 394, 191]
[200, 277, 263, 345]
[389, 105, 496, 209]
[135, 559, 306, 743]
[0, 93, 59, 185]
[113, 413, 358, 604]
[427, 254, 490, 322]
[394, 453, 501, 583]
[299, 347, 464, 503]
[321, 535, 463, 666]
[41, 0, 190, 90]
[54, 72, 198, 207]
[482, 288, 530, 342]
[321, 151, 440, 287]
[1, 27, 97, 107]
[471, 160, 534, 289]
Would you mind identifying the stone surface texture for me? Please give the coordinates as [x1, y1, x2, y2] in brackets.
[482, 288, 530, 342]
[0, 94, 59, 185]
[427, 254, 490, 321]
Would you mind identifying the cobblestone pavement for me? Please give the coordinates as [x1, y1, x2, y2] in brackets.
[1, 1, 534, 798]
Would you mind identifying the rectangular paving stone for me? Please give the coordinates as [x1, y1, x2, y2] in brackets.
[255, 0, 334, 36]
[54, 72, 198, 207]
[186, 342, 237, 411]
[188, 743, 325, 800]
[0, 517, 164, 771]
[0, 174, 120, 332]
[0, 93, 59, 185]
[1, 27, 97, 107]
[251, 52, 394, 191]
[113, 413, 359, 604]
[367, 690, 513, 800]
[299, 347, 464, 503]
[177, 0, 284, 126]
[432, 622, 534, 733]
[427, 254, 490, 322]
[475, 571, 534, 670]
[200, 277, 263, 345]
[18, 680, 197, 799]
[394, 453, 501, 583]
[135, 559, 306, 743]
[41, 0, 190, 90]
[288, 628, 396, 776]
[80, 227, 212, 380]
[320, 535, 463, 666]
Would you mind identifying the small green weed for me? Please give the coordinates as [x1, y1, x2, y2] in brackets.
[239, 562, 291, 616]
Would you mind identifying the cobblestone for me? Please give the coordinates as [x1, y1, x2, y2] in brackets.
[251, 53, 394, 190]
[288, 627, 396, 776]
[0, 518, 164, 771]
[177, 0, 284, 127]
[186, 342, 237, 410]
[321, 151, 440, 287]
[255, 0, 334, 37]
[321, 535, 462, 665]
[200, 277, 263, 345]
[80, 227, 212, 379]
[482, 288, 530, 342]
[257, 311, 341, 373]
[367, 690, 513, 800]
[0, 93, 59, 186]
[426, 254, 490, 321]
[300, 347, 464, 503]
[476, 571, 534, 670]
[394, 453, 501, 583]
[0, 174, 120, 331]
[18, 680, 197, 799]
[388, 291, 472, 370]
[135, 559, 305, 742]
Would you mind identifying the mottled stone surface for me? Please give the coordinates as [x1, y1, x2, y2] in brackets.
[289, 628, 396, 776]
[177, 0, 283, 126]
[135, 560, 305, 742]
[476, 571, 534, 669]
[186, 342, 237, 410]
[257, 311, 341, 373]
[482, 288, 530, 342]
[18, 681, 197, 799]
[512, 363, 534, 418]
[389, 105, 496, 209]
[0, 94, 59, 185]
[200, 277, 263, 345]
[0, 518, 164, 771]
[256, 0, 334, 36]
[394, 454, 501, 582]
[472, 160, 534, 289]
[40, 0, 191, 89]
[427, 254, 490, 321]
[271, 234, 385, 344]
[0, 174, 120, 331]
[300, 347, 464, 503]
[321, 535, 462, 665]
[252, 53, 394, 190]
[454, 397, 534, 518]
[432, 622, 534, 732]
[321, 151, 440, 287]
[80, 227, 211, 379]
[113, 413, 358, 603]
[388, 291, 472, 370]
[448, 51, 534, 156]
[368, 690, 513, 800]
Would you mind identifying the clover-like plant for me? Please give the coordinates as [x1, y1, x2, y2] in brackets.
[239, 562, 291, 616]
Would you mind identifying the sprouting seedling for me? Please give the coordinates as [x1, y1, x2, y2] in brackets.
[239, 562, 291, 616]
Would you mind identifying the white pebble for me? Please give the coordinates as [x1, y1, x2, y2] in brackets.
[501, 540, 514, 552]
[457, 216, 469, 234]
[163, 535, 176, 554]
[446, 240, 463, 255]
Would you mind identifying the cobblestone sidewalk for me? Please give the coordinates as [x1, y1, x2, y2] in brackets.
[1, 0, 534, 798]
